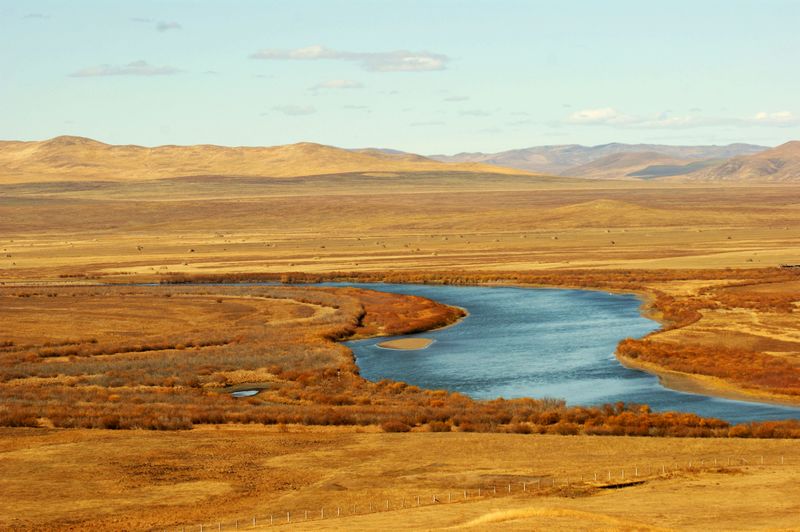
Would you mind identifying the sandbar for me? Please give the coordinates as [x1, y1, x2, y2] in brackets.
[377, 338, 433, 350]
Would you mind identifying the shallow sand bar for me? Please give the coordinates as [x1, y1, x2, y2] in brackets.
[377, 338, 433, 350]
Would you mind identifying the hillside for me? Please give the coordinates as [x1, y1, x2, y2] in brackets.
[431, 143, 767, 175]
[559, 151, 693, 180]
[0, 136, 534, 184]
[686, 141, 800, 182]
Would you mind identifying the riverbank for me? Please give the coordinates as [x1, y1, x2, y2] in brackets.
[617, 353, 800, 408]
[5, 270, 800, 413]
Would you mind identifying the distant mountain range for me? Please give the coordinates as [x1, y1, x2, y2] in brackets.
[2, 136, 798, 184]
[430, 143, 769, 178]
[688, 141, 800, 182]
[0, 136, 532, 184]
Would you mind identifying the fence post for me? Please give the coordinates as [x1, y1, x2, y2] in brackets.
[321, 508, 324, 519]
[493, 485, 496, 494]
[635, 466, 638, 477]
[782, 456, 785, 465]
[478, 487, 482, 496]
[337, 507, 341, 517]
[287, 511, 290, 523]
[385, 500, 389, 511]
[252, 516, 256, 527]
[270, 515, 273, 525]
[416, 496, 420, 506]
[448, 492, 451, 503]
[522, 482, 526, 492]
[464, 488, 468, 499]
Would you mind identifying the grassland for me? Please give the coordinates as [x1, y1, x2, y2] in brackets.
[2, 427, 800, 530]
[2, 171, 800, 529]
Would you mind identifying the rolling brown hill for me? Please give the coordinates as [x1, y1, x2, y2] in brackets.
[0, 136, 534, 184]
[431, 143, 767, 174]
[559, 151, 693, 180]
[687, 141, 800, 182]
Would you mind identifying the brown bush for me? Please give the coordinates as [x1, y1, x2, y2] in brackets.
[381, 420, 411, 432]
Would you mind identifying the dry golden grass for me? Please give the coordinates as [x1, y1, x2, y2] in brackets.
[2, 178, 798, 281]
[2, 427, 799, 530]
[3, 170, 800, 529]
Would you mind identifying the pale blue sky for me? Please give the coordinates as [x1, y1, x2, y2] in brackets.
[1, 0, 798, 153]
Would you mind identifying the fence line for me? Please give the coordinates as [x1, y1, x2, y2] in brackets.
[168, 454, 788, 531]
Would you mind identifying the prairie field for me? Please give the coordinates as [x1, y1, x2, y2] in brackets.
[2, 173, 800, 529]
[2, 428, 800, 530]
[1, 175, 799, 281]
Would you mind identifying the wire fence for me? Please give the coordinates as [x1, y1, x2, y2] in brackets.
[165, 454, 789, 531]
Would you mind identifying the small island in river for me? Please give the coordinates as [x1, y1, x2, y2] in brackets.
[377, 338, 434, 350]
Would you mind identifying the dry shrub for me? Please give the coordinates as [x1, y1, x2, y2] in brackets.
[381, 420, 411, 432]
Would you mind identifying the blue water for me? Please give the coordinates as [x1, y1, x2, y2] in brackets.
[333, 283, 800, 424]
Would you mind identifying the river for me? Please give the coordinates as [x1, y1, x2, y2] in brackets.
[336, 283, 800, 423]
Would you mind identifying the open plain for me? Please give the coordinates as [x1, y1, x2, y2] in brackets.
[2, 169, 800, 529]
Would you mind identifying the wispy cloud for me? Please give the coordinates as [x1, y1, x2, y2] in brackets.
[156, 21, 182, 32]
[443, 95, 469, 102]
[23, 13, 50, 19]
[410, 121, 445, 127]
[566, 107, 638, 126]
[563, 107, 800, 129]
[272, 105, 317, 116]
[251, 45, 449, 72]
[310, 79, 363, 91]
[131, 18, 181, 32]
[751, 111, 798, 126]
[69, 60, 180, 77]
[460, 109, 491, 117]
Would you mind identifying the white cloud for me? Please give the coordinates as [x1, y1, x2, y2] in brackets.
[310, 79, 363, 90]
[567, 107, 637, 126]
[251, 45, 449, 72]
[272, 105, 316, 116]
[444, 95, 469, 102]
[751, 111, 798, 126]
[156, 21, 182, 32]
[564, 108, 800, 129]
[69, 60, 180, 77]
[131, 18, 181, 32]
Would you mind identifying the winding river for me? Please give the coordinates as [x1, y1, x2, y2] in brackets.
[335, 283, 800, 424]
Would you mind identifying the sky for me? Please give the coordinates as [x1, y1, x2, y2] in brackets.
[1, 0, 799, 153]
